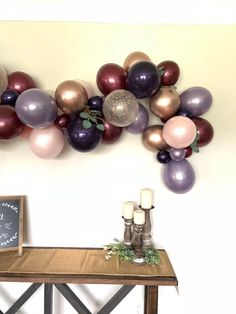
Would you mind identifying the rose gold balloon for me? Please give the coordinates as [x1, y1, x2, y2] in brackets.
[123, 51, 151, 72]
[149, 86, 180, 120]
[20, 126, 32, 140]
[29, 125, 65, 159]
[55, 80, 88, 115]
[142, 125, 169, 151]
[163, 116, 197, 149]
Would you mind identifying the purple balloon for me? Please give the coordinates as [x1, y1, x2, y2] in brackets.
[126, 103, 149, 134]
[15, 88, 58, 128]
[180, 86, 212, 117]
[127, 61, 161, 99]
[169, 148, 185, 161]
[163, 159, 196, 193]
[66, 117, 101, 152]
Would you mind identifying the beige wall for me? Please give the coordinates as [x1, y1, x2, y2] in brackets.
[0, 22, 235, 314]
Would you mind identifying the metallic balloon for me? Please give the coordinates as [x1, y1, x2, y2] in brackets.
[55, 80, 88, 115]
[102, 119, 123, 143]
[191, 117, 214, 147]
[7, 71, 36, 93]
[126, 103, 149, 134]
[123, 51, 151, 72]
[169, 148, 185, 161]
[15, 88, 58, 128]
[29, 125, 65, 159]
[180, 86, 213, 117]
[163, 116, 197, 149]
[96, 63, 127, 96]
[127, 61, 161, 99]
[103, 89, 139, 127]
[149, 86, 180, 120]
[0, 105, 25, 140]
[157, 60, 180, 86]
[87, 96, 104, 111]
[0, 66, 8, 96]
[1, 89, 19, 106]
[184, 146, 193, 158]
[163, 159, 196, 194]
[142, 125, 169, 151]
[55, 114, 71, 129]
[67, 117, 101, 152]
[156, 150, 171, 164]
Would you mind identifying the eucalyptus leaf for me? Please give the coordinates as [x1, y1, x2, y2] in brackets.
[96, 124, 105, 131]
[83, 120, 92, 129]
[90, 117, 97, 123]
[80, 112, 91, 119]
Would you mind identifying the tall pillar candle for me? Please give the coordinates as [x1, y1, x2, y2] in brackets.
[140, 188, 153, 209]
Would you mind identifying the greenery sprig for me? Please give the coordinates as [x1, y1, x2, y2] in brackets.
[79, 110, 105, 131]
[104, 239, 160, 265]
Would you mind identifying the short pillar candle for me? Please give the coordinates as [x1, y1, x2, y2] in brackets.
[122, 201, 134, 219]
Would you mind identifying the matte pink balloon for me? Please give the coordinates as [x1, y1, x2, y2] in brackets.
[163, 116, 197, 149]
[76, 79, 94, 98]
[29, 125, 65, 159]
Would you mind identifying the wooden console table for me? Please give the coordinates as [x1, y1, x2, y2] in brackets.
[0, 247, 177, 314]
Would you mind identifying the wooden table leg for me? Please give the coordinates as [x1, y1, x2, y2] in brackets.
[44, 283, 53, 314]
[144, 285, 158, 314]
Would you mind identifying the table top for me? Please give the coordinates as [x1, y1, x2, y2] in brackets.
[0, 247, 177, 286]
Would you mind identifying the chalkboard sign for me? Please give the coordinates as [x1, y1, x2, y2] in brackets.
[0, 196, 24, 256]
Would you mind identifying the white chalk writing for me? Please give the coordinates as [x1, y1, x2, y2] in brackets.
[0, 202, 18, 213]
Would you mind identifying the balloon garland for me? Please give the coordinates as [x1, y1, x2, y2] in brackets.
[0, 51, 214, 194]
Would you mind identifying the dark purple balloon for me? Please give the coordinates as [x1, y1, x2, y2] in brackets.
[1, 90, 19, 106]
[87, 96, 104, 111]
[180, 86, 213, 117]
[66, 117, 101, 152]
[126, 103, 149, 134]
[176, 108, 191, 117]
[157, 150, 171, 164]
[163, 159, 196, 193]
[127, 61, 161, 99]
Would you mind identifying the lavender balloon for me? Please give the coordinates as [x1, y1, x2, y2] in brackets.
[126, 103, 149, 134]
[169, 148, 185, 161]
[15, 88, 58, 128]
[180, 86, 212, 117]
[163, 159, 196, 194]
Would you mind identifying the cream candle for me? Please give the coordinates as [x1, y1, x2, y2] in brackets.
[122, 201, 134, 219]
[140, 188, 153, 209]
[133, 209, 145, 225]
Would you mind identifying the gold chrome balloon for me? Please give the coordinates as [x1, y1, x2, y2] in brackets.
[55, 80, 88, 115]
[142, 125, 169, 151]
[149, 86, 180, 120]
[123, 51, 151, 72]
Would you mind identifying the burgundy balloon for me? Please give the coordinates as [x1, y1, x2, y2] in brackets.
[192, 117, 214, 147]
[96, 63, 127, 96]
[7, 71, 36, 93]
[102, 119, 123, 143]
[55, 114, 71, 129]
[0, 105, 25, 140]
[157, 60, 180, 86]
[184, 146, 193, 158]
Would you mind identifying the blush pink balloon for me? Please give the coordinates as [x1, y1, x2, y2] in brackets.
[76, 79, 94, 98]
[29, 125, 65, 159]
[163, 116, 197, 149]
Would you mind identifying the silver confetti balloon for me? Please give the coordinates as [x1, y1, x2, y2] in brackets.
[0, 66, 8, 97]
[103, 89, 139, 127]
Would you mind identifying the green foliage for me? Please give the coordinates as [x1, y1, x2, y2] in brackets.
[104, 239, 160, 265]
[79, 109, 104, 131]
[190, 133, 200, 153]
